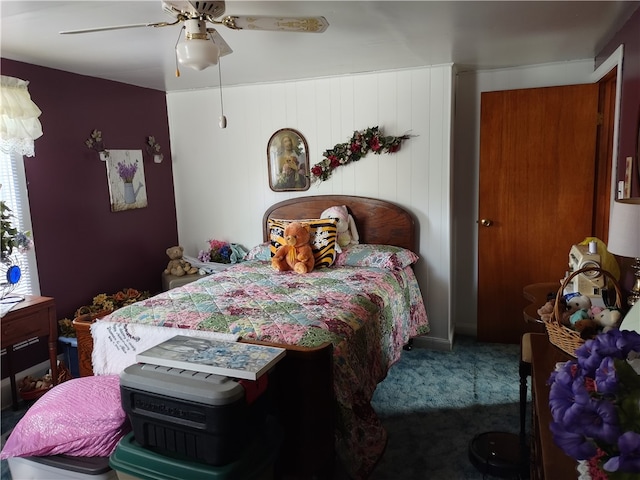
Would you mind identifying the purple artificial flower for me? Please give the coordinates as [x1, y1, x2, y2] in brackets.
[578, 398, 621, 445]
[550, 420, 597, 460]
[198, 250, 211, 263]
[548, 328, 640, 474]
[549, 366, 576, 422]
[603, 431, 640, 473]
[561, 376, 593, 431]
[577, 330, 631, 377]
[198, 239, 233, 264]
[219, 244, 232, 262]
[595, 356, 619, 395]
[13, 231, 32, 253]
[616, 330, 640, 358]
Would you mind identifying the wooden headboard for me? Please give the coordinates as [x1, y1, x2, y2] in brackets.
[262, 195, 416, 252]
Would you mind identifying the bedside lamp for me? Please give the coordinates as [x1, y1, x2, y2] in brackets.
[607, 198, 640, 306]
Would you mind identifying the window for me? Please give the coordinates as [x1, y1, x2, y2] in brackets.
[1, 150, 40, 296]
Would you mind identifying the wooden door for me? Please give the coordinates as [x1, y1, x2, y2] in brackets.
[478, 84, 599, 344]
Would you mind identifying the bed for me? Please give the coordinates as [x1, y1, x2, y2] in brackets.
[73, 195, 429, 479]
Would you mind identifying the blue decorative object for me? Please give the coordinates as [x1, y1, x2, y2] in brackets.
[6, 264, 21, 284]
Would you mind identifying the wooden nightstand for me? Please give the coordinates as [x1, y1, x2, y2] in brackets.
[1, 295, 57, 409]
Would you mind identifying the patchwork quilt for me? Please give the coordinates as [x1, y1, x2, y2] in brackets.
[103, 260, 429, 478]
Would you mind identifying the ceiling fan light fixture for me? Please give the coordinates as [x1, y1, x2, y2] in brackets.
[176, 37, 219, 70]
[59, 4, 328, 76]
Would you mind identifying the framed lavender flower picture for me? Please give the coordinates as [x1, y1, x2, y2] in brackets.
[105, 150, 148, 212]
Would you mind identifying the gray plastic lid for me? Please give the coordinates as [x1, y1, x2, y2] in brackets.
[120, 363, 245, 405]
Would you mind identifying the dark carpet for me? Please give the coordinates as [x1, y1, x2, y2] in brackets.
[370, 335, 530, 479]
[1, 335, 530, 479]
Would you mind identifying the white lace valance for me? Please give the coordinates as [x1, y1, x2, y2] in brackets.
[0, 75, 43, 157]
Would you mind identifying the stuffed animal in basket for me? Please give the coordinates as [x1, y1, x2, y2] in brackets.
[320, 205, 359, 252]
[564, 293, 592, 313]
[573, 318, 600, 339]
[560, 293, 592, 327]
[570, 307, 621, 339]
[537, 300, 555, 322]
[164, 246, 198, 277]
[271, 222, 315, 273]
[592, 307, 622, 333]
[569, 308, 591, 326]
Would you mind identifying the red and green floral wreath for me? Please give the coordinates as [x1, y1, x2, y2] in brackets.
[310, 126, 411, 183]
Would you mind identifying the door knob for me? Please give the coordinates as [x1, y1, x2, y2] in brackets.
[480, 219, 493, 227]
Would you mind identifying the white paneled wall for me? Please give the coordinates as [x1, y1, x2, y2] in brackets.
[167, 65, 455, 348]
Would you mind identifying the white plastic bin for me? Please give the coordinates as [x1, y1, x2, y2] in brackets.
[8, 455, 117, 480]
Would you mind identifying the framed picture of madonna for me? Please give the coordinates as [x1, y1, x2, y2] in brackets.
[105, 150, 148, 212]
[267, 128, 310, 192]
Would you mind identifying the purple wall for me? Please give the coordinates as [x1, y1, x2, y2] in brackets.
[596, 5, 640, 197]
[595, 6, 640, 296]
[1, 59, 178, 320]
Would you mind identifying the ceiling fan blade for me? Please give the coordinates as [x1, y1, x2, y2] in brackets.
[222, 15, 329, 33]
[59, 22, 170, 35]
[208, 29, 233, 57]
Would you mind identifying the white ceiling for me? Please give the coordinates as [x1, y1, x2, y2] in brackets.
[1, 1, 638, 92]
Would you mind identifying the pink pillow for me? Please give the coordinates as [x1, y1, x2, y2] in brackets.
[0, 375, 130, 458]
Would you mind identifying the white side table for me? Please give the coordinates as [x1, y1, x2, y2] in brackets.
[162, 273, 204, 291]
[161, 262, 232, 291]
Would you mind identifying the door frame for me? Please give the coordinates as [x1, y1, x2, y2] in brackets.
[591, 44, 624, 217]
[473, 47, 624, 343]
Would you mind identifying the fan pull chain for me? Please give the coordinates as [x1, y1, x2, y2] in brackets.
[174, 27, 184, 77]
[218, 55, 227, 129]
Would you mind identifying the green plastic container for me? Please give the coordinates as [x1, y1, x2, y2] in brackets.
[109, 417, 282, 480]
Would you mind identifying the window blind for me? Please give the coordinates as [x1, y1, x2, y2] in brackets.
[1, 150, 40, 296]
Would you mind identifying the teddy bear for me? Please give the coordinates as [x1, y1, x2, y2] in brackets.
[588, 305, 605, 320]
[564, 293, 592, 313]
[592, 307, 622, 332]
[560, 293, 592, 327]
[164, 245, 198, 277]
[573, 318, 600, 339]
[537, 299, 555, 322]
[271, 222, 315, 273]
[571, 307, 621, 339]
[569, 308, 590, 326]
[320, 205, 359, 252]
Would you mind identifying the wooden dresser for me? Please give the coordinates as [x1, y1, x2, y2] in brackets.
[529, 333, 576, 479]
[1, 295, 57, 408]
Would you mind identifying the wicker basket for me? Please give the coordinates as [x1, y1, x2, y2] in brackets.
[72, 310, 111, 377]
[544, 266, 621, 357]
[18, 360, 73, 401]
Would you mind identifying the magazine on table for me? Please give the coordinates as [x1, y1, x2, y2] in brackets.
[136, 335, 286, 380]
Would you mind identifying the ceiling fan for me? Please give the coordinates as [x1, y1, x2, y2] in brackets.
[59, 1, 329, 72]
